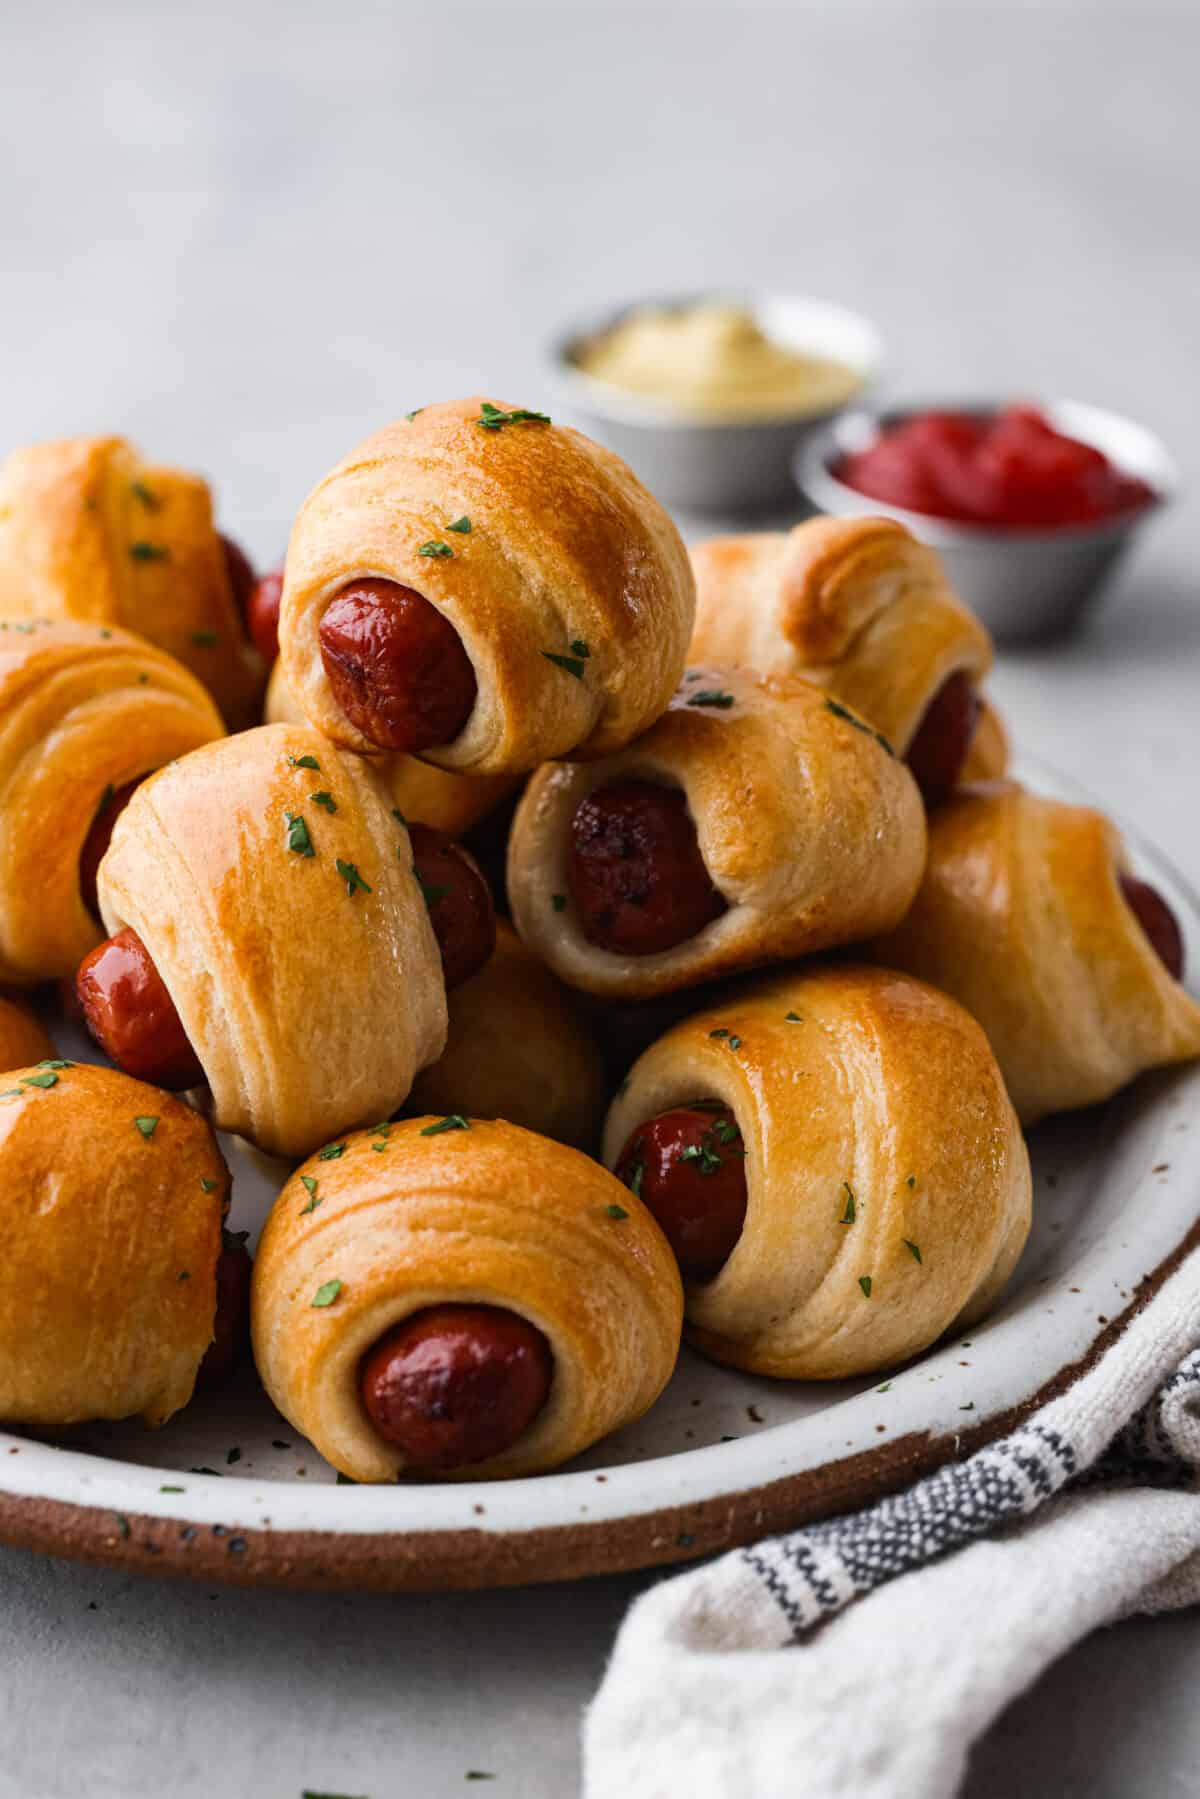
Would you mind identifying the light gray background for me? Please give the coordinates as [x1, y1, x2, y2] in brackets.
[1, 3, 1198, 1795]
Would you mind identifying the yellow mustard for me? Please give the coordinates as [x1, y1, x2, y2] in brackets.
[575, 302, 863, 421]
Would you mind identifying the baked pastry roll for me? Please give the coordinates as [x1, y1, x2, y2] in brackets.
[252, 1116, 683, 1482]
[0, 620, 223, 985]
[689, 516, 1001, 798]
[602, 964, 1031, 1379]
[0, 435, 264, 727]
[406, 921, 607, 1149]
[871, 781, 1200, 1123]
[264, 657, 516, 839]
[0, 998, 55, 1071]
[277, 398, 695, 777]
[0, 1061, 230, 1426]
[507, 666, 926, 1000]
[81, 722, 448, 1158]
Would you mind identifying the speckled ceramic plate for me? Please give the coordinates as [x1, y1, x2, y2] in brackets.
[0, 763, 1197, 1591]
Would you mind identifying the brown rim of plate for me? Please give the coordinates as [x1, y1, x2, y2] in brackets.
[0, 1211, 1195, 1594]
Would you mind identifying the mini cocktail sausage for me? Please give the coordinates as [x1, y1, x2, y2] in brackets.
[318, 579, 477, 754]
[904, 670, 980, 802]
[567, 781, 726, 956]
[614, 1104, 747, 1280]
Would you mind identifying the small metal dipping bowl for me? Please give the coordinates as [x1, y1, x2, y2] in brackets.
[551, 292, 884, 513]
[796, 400, 1178, 641]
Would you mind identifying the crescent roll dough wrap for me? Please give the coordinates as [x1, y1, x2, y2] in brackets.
[264, 657, 516, 839]
[689, 515, 1001, 765]
[602, 965, 1032, 1379]
[0, 999, 55, 1072]
[0, 619, 224, 985]
[0, 435, 264, 727]
[278, 398, 696, 775]
[871, 781, 1200, 1123]
[0, 1062, 228, 1427]
[407, 921, 607, 1149]
[251, 1117, 683, 1482]
[96, 723, 447, 1158]
[507, 667, 926, 1000]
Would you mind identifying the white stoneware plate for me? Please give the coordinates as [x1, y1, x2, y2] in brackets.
[0, 762, 1196, 1590]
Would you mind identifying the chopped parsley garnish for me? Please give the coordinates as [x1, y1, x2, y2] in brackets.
[200, 1177, 218, 1193]
[858, 1275, 873, 1298]
[824, 696, 895, 757]
[625, 1161, 644, 1198]
[130, 480, 158, 509]
[226, 1446, 241, 1466]
[960, 1401, 976, 1412]
[475, 401, 551, 430]
[177, 1270, 190, 1282]
[391, 808, 407, 825]
[404, 406, 425, 421]
[605, 1202, 629, 1220]
[418, 540, 453, 559]
[906, 1174, 916, 1188]
[551, 893, 567, 912]
[903, 1238, 923, 1264]
[160, 1485, 184, 1493]
[134, 1115, 159, 1139]
[299, 1176, 321, 1215]
[129, 541, 169, 562]
[115, 1514, 131, 1538]
[446, 516, 472, 534]
[37, 1059, 72, 1071]
[311, 790, 337, 812]
[21, 1071, 58, 1089]
[285, 811, 314, 857]
[840, 1183, 856, 1224]
[541, 650, 586, 680]
[785, 1011, 802, 1022]
[288, 754, 321, 771]
[680, 1143, 723, 1176]
[708, 1028, 742, 1050]
[317, 1142, 345, 1161]
[191, 629, 218, 648]
[413, 866, 450, 907]
[570, 639, 590, 659]
[687, 690, 734, 709]
[712, 1118, 740, 1144]
[335, 859, 371, 896]
[311, 1280, 342, 1308]
[420, 1114, 470, 1136]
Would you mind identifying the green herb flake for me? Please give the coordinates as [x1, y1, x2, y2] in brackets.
[134, 1115, 159, 1140]
[371, 1140, 389, 1152]
[475, 401, 551, 430]
[285, 811, 315, 858]
[876, 1381, 892, 1393]
[391, 808, 407, 826]
[626, 1161, 644, 1199]
[903, 1239, 923, 1264]
[824, 696, 895, 758]
[551, 893, 567, 912]
[130, 480, 158, 509]
[21, 1071, 58, 1089]
[310, 790, 337, 813]
[785, 1011, 803, 1022]
[299, 1175, 321, 1214]
[288, 753, 321, 771]
[906, 1174, 916, 1188]
[115, 1514, 131, 1539]
[413, 866, 450, 907]
[129, 541, 169, 562]
[446, 515, 472, 534]
[687, 690, 734, 710]
[712, 1118, 740, 1144]
[541, 650, 586, 680]
[317, 1142, 345, 1161]
[160, 1485, 184, 1493]
[336, 859, 371, 896]
[570, 639, 590, 659]
[199, 1177, 218, 1193]
[418, 540, 454, 559]
[960, 1401, 976, 1412]
[680, 1143, 722, 1176]
[191, 629, 218, 648]
[466, 1775, 496, 1784]
[420, 1114, 470, 1136]
[605, 1202, 629, 1220]
[840, 1183, 856, 1225]
[311, 1279, 342, 1309]
[404, 406, 425, 421]
[37, 1059, 73, 1071]
[0, 1090, 20, 1100]
[226, 1446, 241, 1466]
[858, 1275, 873, 1298]
[177, 1270, 190, 1282]
[709, 1028, 731, 1040]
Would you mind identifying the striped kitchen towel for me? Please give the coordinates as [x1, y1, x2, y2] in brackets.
[584, 1242, 1200, 1799]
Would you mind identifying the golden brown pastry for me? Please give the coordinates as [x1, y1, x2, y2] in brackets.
[251, 1116, 683, 1482]
[871, 781, 1200, 1122]
[0, 435, 264, 727]
[0, 1061, 229, 1426]
[88, 722, 447, 1158]
[689, 516, 1002, 797]
[602, 965, 1031, 1379]
[278, 398, 696, 777]
[0, 619, 224, 985]
[406, 921, 607, 1149]
[264, 656, 516, 839]
[507, 666, 926, 1000]
[0, 998, 55, 1071]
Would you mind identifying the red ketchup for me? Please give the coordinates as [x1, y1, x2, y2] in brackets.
[836, 408, 1156, 530]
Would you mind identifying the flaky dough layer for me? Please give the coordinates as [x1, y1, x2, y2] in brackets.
[252, 1117, 683, 1482]
[603, 964, 1031, 1379]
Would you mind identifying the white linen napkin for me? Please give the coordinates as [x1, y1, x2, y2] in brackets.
[584, 1245, 1200, 1799]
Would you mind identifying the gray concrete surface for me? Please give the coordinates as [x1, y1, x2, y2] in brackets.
[1, 2, 1198, 1794]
